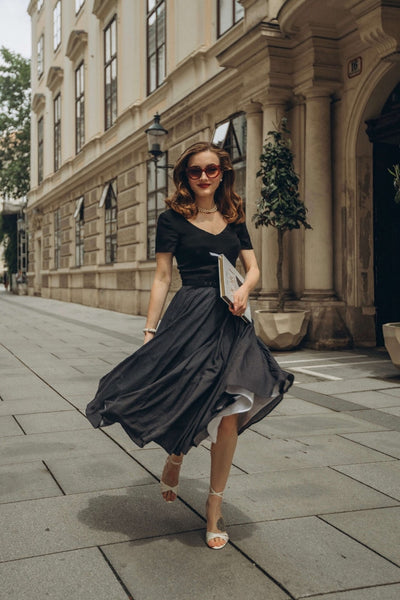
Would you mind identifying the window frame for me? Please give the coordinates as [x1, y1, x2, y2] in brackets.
[75, 62, 85, 153]
[212, 112, 247, 207]
[104, 15, 117, 131]
[146, 0, 166, 95]
[53, 0, 62, 52]
[38, 116, 44, 185]
[54, 208, 61, 269]
[37, 34, 44, 79]
[146, 154, 168, 260]
[54, 93, 62, 172]
[104, 181, 117, 264]
[217, 0, 244, 38]
[74, 197, 85, 267]
[75, 0, 85, 14]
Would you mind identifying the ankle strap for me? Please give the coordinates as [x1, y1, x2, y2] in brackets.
[168, 457, 183, 466]
[209, 486, 224, 498]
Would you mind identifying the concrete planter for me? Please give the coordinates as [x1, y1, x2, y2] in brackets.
[383, 323, 400, 370]
[254, 310, 310, 350]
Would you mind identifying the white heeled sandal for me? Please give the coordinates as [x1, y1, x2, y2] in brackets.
[206, 487, 229, 550]
[160, 456, 183, 503]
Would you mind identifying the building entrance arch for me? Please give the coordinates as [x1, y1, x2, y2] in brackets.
[366, 82, 400, 344]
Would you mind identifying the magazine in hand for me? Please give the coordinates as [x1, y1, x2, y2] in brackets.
[216, 254, 252, 323]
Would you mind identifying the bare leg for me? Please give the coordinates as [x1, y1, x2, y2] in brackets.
[207, 414, 238, 548]
[161, 453, 183, 502]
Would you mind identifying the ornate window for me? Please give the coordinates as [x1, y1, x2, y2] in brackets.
[74, 197, 84, 267]
[147, 154, 167, 259]
[147, 0, 166, 94]
[104, 15, 117, 130]
[54, 94, 61, 172]
[75, 0, 85, 13]
[103, 181, 117, 263]
[54, 208, 61, 269]
[217, 0, 244, 37]
[75, 62, 85, 153]
[37, 35, 44, 78]
[53, 1, 62, 51]
[212, 113, 247, 205]
[38, 117, 44, 184]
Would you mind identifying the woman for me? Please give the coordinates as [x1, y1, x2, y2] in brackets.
[86, 142, 293, 549]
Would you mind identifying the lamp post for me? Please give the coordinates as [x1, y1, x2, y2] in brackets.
[145, 113, 173, 168]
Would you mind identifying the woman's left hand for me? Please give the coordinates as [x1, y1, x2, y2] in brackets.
[229, 285, 249, 317]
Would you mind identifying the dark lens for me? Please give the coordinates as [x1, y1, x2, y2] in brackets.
[205, 165, 220, 178]
[187, 167, 202, 180]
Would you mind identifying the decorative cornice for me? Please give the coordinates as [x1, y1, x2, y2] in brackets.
[46, 66, 64, 93]
[32, 93, 46, 114]
[66, 30, 88, 62]
[92, 0, 117, 21]
[347, 0, 400, 59]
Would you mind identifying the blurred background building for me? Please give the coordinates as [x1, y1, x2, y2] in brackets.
[26, 0, 400, 348]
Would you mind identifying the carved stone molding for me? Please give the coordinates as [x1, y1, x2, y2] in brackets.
[347, 0, 400, 60]
[92, 0, 117, 21]
[66, 30, 88, 63]
[32, 93, 46, 114]
[46, 66, 64, 93]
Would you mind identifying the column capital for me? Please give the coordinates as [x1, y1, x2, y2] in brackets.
[242, 100, 263, 115]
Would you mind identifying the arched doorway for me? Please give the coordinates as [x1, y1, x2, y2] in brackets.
[366, 82, 400, 345]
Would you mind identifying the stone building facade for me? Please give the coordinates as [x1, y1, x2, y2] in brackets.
[27, 0, 400, 348]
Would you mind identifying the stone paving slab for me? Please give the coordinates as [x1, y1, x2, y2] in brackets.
[321, 507, 400, 567]
[251, 412, 387, 438]
[178, 467, 398, 525]
[230, 516, 400, 598]
[0, 461, 62, 503]
[343, 409, 400, 432]
[0, 397, 73, 416]
[332, 461, 400, 500]
[289, 433, 393, 467]
[380, 406, 400, 416]
[297, 379, 399, 394]
[101, 530, 290, 600]
[0, 429, 122, 465]
[271, 397, 334, 416]
[309, 585, 400, 600]
[0, 415, 23, 437]
[130, 444, 243, 480]
[381, 388, 400, 398]
[15, 410, 92, 434]
[335, 390, 400, 408]
[45, 452, 154, 494]
[0, 484, 204, 562]
[341, 431, 400, 459]
[0, 546, 128, 600]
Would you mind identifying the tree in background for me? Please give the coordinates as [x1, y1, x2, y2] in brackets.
[0, 47, 31, 278]
[0, 47, 30, 198]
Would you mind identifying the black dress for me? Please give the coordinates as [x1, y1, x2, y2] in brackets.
[86, 209, 293, 455]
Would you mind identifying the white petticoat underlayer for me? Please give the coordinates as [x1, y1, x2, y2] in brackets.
[205, 384, 280, 444]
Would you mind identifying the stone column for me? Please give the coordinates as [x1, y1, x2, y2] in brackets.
[260, 100, 287, 297]
[244, 101, 262, 284]
[302, 92, 335, 298]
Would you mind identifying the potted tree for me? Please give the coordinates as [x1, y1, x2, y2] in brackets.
[382, 163, 400, 369]
[253, 117, 311, 350]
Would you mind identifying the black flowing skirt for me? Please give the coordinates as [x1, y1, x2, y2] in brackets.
[86, 286, 294, 455]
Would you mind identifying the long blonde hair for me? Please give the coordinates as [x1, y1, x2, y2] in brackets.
[165, 142, 245, 223]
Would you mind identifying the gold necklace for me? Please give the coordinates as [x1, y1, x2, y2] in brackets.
[197, 204, 218, 214]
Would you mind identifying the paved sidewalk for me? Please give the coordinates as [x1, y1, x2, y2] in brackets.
[1, 289, 400, 600]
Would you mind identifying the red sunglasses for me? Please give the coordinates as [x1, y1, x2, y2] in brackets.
[186, 164, 221, 180]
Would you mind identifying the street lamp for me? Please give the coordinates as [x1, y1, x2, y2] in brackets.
[145, 113, 173, 168]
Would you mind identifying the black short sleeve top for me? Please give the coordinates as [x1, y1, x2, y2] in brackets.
[155, 209, 253, 285]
